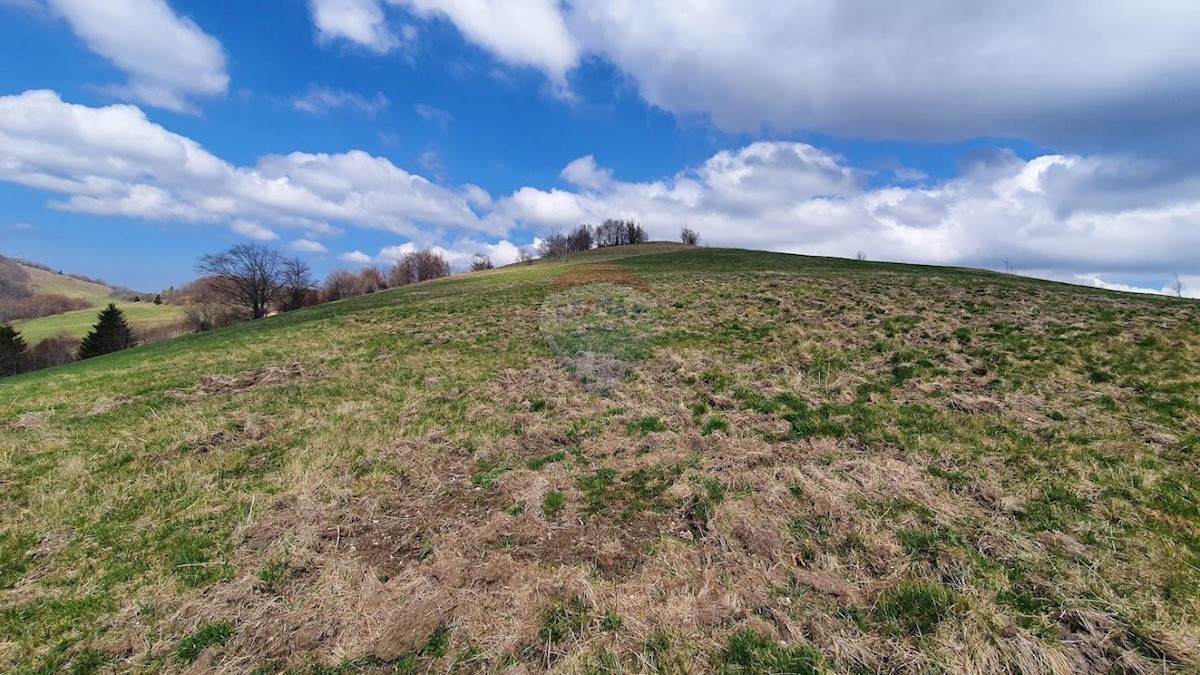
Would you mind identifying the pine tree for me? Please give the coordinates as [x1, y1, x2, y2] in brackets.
[0, 324, 26, 376]
[78, 304, 138, 360]
[153, 294, 163, 305]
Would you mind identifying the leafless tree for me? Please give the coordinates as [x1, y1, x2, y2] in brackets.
[358, 267, 388, 293]
[566, 224, 594, 252]
[595, 219, 647, 247]
[389, 250, 451, 286]
[195, 244, 285, 319]
[680, 226, 701, 246]
[538, 226, 571, 258]
[280, 257, 314, 311]
[1001, 257, 1013, 274]
[470, 253, 494, 271]
[323, 269, 369, 301]
[519, 249, 535, 265]
[1168, 273, 1186, 298]
[855, 250, 867, 262]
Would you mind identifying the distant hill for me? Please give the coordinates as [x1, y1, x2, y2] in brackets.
[1, 256, 184, 342]
[1, 245, 1199, 673]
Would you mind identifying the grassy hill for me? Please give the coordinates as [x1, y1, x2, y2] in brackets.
[2, 245, 1199, 673]
[11, 264, 184, 343]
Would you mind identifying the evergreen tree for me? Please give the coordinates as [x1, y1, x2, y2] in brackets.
[153, 294, 163, 305]
[0, 324, 26, 376]
[78, 304, 138, 360]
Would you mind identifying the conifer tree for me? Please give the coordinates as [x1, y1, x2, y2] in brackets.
[0, 323, 25, 376]
[78, 304, 138, 360]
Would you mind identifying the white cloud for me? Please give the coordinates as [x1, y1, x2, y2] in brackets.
[3, 90, 1200, 289]
[0, 90, 495, 240]
[289, 238, 330, 254]
[314, 1, 1200, 145]
[339, 250, 374, 264]
[310, 0, 400, 52]
[560, 155, 611, 191]
[293, 85, 389, 115]
[414, 103, 452, 128]
[358, 238, 524, 270]
[394, 0, 579, 83]
[495, 143, 1200, 278]
[9, 222, 35, 232]
[230, 219, 279, 241]
[47, 0, 227, 113]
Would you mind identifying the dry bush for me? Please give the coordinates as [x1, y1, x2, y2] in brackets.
[470, 253, 494, 272]
[0, 294, 92, 322]
[137, 320, 191, 345]
[680, 225, 701, 245]
[0, 257, 32, 301]
[23, 334, 79, 371]
[323, 269, 370, 302]
[388, 250, 450, 286]
[358, 267, 388, 293]
[519, 249, 535, 265]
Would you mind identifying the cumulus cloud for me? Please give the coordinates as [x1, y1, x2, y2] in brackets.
[351, 238, 524, 271]
[3, 90, 1199, 291]
[47, 0, 228, 113]
[230, 219, 279, 241]
[314, 1, 1200, 146]
[309, 0, 400, 53]
[339, 250, 374, 264]
[289, 238, 330, 254]
[293, 85, 389, 115]
[0, 90, 496, 239]
[495, 143, 1200, 278]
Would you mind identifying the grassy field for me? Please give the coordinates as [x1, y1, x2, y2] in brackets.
[12, 265, 184, 342]
[1, 244, 1198, 673]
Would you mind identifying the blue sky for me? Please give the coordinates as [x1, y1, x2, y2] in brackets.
[1, 0, 1198, 296]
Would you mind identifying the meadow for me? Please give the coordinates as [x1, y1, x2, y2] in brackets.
[1, 244, 1198, 673]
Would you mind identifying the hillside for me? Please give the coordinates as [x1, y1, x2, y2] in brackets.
[9, 263, 184, 343]
[2, 245, 1199, 674]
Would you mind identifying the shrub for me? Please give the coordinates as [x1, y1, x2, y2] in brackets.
[0, 294, 91, 323]
[0, 324, 26, 377]
[388, 250, 450, 286]
[680, 226, 701, 245]
[78, 304, 138, 360]
[470, 253, 494, 271]
[358, 266, 388, 293]
[24, 335, 78, 371]
[519, 249, 535, 265]
[323, 269, 367, 301]
[0, 258, 32, 301]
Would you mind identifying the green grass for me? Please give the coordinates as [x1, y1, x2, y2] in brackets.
[13, 301, 185, 343]
[2, 244, 1199, 672]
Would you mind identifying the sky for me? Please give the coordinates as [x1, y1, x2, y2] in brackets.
[0, 0, 1198, 297]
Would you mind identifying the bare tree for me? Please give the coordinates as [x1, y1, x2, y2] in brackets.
[359, 267, 388, 293]
[1168, 273, 1186, 298]
[1001, 257, 1013, 274]
[470, 253, 494, 271]
[596, 219, 647, 247]
[538, 226, 571, 258]
[518, 249, 535, 265]
[855, 251, 867, 262]
[680, 226, 701, 246]
[389, 250, 451, 286]
[323, 269, 368, 301]
[196, 244, 284, 319]
[280, 257, 314, 311]
[566, 224, 594, 252]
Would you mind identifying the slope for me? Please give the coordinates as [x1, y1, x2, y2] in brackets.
[11, 264, 184, 343]
[1, 246, 1199, 673]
